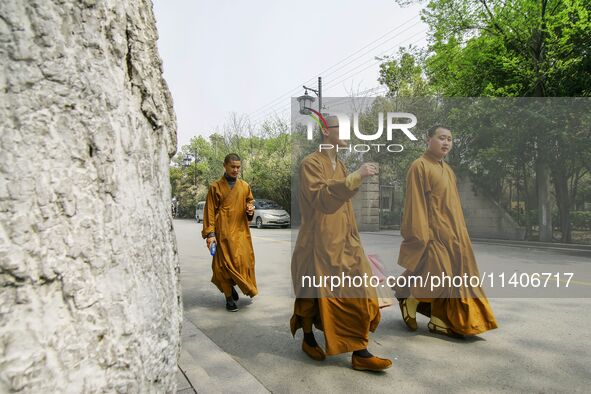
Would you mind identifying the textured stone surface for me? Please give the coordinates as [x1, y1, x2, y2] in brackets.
[0, 0, 181, 392]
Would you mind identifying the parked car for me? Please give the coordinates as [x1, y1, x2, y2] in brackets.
[249, 199, 290, 229]
[195, 201, 205, 222]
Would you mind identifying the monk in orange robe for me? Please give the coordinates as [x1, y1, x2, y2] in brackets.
[396, 125, 498, 337]
[202, 153, 257, 312]
[290, 116, 391, 371]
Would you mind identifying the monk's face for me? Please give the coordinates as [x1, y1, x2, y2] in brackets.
[224, 160, 241, 178]
[323, 118, 347, 147]
[427, 127, 452, 159]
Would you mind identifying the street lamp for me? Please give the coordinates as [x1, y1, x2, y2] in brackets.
[297, 92, 315, 115]
[182, 154, 193, 168]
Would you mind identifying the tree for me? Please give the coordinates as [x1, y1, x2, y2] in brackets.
[386, 0, 591, 241]
[171, 115, 293, 217]
[378, 47, 432, 97]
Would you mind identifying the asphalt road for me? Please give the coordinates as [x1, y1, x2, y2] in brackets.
[175, 219, 591, 393]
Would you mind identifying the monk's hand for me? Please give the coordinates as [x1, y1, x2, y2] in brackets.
[246, 202, 255, 215]
[206, 236, 216, 249]
[359, 162, 379, 178]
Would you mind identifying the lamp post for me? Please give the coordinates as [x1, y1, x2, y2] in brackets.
[182, 150, 199, 186]
[298, 76, 322, 115]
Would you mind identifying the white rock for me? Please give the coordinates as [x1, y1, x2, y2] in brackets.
[0, 0, 181, 392]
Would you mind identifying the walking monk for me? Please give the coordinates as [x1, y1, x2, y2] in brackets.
[396, 125, 498, 337]
[290, 115, 391, 371]
[202, 153, 257, 312]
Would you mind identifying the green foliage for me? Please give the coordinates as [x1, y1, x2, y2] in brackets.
[571, 211, 591, 230]
[170, 116, 292, 218]
[511, 209, 591, 231]
[378, 47, 433, 97]
[419, 0, 591, 97]
[381, 0, 591, 242]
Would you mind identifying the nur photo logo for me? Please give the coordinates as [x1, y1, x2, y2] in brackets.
[304, 111, 418, 153]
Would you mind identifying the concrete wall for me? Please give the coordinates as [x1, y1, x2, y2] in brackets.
[457, 176, 526, 240]
[353, 170, 524, 240]
[0, 0, 182, 392]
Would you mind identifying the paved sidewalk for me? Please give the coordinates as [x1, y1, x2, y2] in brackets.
[174, 220, 591, 393]
[177, 317, 270, 394]
[176, 366, 196, 394]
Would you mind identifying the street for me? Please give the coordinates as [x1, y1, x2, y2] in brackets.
[175, 219, 591, 393]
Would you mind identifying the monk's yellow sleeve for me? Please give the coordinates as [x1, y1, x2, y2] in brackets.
[246, 185, 255, 221]
[300, 157, 360, 214]
[397, 160, 431, 271]
[201, 184, 218, 239]
[346, 170, 363, 190]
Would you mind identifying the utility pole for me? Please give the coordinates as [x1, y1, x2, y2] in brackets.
[318, 76, 322, 114]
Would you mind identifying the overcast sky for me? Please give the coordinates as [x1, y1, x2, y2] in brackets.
[153, 0, 427, 148]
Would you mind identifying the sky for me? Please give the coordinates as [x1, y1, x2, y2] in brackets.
[152, 0, 427, 148]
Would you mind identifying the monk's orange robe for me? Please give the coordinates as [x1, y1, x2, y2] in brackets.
[396, 151, 497, 335]
[202, 176, 257, 297]
[290, 151, 380, 355]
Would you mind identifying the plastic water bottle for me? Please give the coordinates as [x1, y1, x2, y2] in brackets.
[210, 242, 216, 256]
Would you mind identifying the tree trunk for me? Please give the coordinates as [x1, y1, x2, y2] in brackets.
[531, 2, 552, 242]
[522, 163, 532, 239]
[0, 0, 181, 392]
[554, 174, 571, 243]
[536, 158, 553, 241]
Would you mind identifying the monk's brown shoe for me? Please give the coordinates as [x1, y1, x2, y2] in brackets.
[351, 354, 392, 371]
[301, 341, 326, 361]
[428, 321, 464, 339]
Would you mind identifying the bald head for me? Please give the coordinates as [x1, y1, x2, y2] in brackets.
[323, 115, 339, 129]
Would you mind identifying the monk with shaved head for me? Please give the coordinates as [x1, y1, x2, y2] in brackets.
[290, 116, 392, 371]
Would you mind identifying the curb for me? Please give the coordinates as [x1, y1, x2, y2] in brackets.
[471, 238, 591, 252]
[362, 230, 591, 252]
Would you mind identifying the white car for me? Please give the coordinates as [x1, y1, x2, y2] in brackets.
[249, 199, 290, 229]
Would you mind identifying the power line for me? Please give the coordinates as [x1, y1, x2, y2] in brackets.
[247, 15, 424, 120]
[251, 36, 471, 131]
[249, 86, 389, 129]
[307, 21, 424, 93]
[250, 28, 428, 125]
[322, 29, 428, 93]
